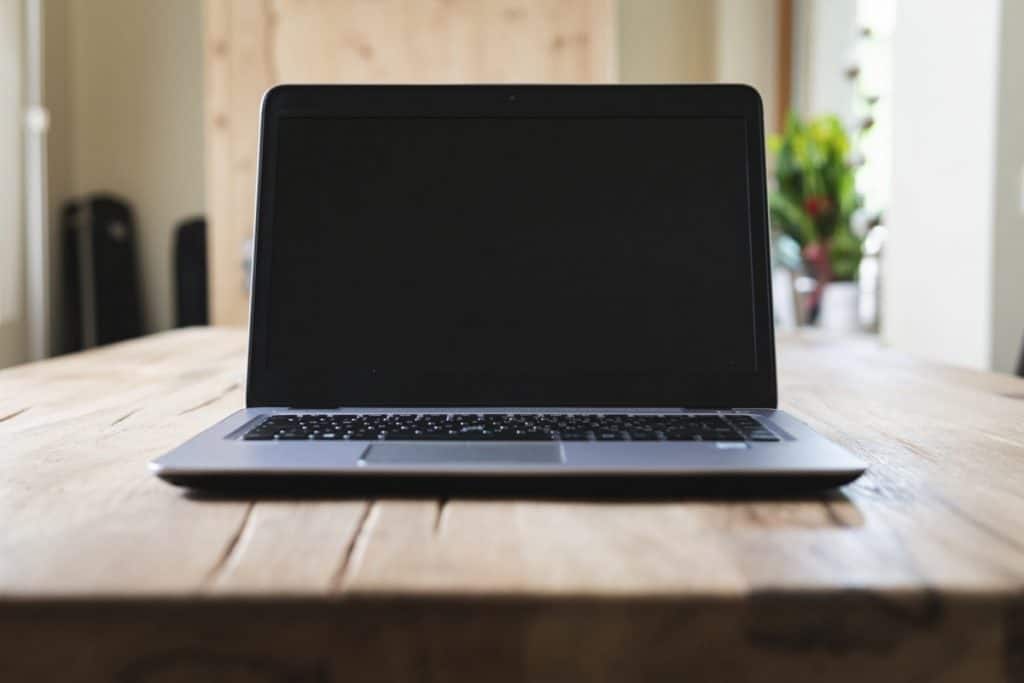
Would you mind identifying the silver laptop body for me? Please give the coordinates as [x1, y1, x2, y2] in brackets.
[152, 85, 866, 491]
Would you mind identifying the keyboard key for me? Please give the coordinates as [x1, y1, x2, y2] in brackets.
[663, 431, 699, 441]
[556, 431, 592, 440]
[512, 431, 553, 441]
[627, 431, 661, 441]
[749, 433, 780, 442]
[595, 431, 626, 441]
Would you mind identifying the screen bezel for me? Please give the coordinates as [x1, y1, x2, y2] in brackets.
[245, 85, 777, 409]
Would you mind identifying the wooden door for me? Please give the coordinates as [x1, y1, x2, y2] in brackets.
[205, 0, 617, 325]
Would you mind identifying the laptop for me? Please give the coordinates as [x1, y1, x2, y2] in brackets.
[151, 84, 866, 492]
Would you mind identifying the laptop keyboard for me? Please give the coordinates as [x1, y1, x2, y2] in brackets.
[241, 413, 780, 442]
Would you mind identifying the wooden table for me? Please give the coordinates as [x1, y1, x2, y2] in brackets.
[2, 328, 1024, 682]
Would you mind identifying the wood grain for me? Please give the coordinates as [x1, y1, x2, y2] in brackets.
[2, 328, 1024, 681]
[204, 0, 617, 326]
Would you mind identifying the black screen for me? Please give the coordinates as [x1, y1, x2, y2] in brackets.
[266, 115, 756, 401]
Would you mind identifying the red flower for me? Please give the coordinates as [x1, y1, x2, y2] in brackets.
[803, 195, 833, 219]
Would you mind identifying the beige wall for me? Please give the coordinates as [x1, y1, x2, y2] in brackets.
[619, 0, 716, 83]
[43, 0, 785, 338]
[619, 0, 780, 133]
[46, 0, 204, 336]
[714, 0, 779, 134]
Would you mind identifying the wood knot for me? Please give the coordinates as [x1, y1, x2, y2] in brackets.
[550, 32, 589, 50]
[355, 42, 374, 60]
[503, 6, 527, 21]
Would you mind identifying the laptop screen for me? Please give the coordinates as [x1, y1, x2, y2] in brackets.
[262, 113, 759, 405]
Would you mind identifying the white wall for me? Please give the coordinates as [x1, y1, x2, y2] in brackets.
[44, 0, 68, 350]
[0, 0, 26, 367]
[46, 0, 204, 336]
[793, 0, 856, 122]
[991, 0, 1024, 373]
[884, 0, 1023, 372]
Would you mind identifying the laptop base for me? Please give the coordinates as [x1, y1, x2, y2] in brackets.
[160, 471, 863, 497]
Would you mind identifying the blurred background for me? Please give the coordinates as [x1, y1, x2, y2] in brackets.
[0, 0, 1021, 376]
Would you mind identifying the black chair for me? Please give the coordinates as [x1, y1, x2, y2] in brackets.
[61, 194, 144, 352]
[1017, 332, 1024, 377]
[174, 217, 208, 327]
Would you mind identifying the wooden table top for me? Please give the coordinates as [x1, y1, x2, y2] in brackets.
[2, 327, 1024, 682]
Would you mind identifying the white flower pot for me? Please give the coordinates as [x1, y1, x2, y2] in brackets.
[818, 281, 860, 333]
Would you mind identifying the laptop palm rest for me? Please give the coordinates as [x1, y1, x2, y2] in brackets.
[363, 443, 564, 465]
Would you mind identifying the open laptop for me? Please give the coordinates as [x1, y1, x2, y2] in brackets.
[151, 84, 866, 492]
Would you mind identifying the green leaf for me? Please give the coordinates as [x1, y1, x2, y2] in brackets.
[769, 191, 815, 246]
[829, 225, 863, 281]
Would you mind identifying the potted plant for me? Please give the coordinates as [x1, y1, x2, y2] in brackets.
[768, 114, 864, 331]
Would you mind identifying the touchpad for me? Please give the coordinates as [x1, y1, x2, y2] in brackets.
[363, 443, 564, 465]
